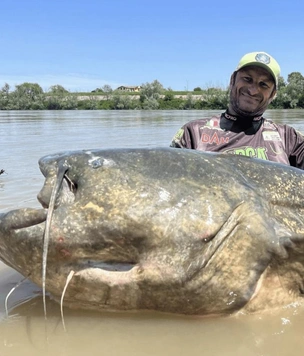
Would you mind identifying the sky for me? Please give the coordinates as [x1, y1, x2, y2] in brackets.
[0, 0, 304, 92]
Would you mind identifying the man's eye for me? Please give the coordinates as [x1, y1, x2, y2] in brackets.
[243, 77, 251, 82]
[260, 82, 269, 88]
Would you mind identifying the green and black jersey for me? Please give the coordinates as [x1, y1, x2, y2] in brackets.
[170, 112, 304, 169]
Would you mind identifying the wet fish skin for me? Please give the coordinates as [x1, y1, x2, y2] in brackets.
[0, 148, 304, 316]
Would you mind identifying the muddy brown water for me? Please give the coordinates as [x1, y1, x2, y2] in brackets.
[1, 110, 304, 356]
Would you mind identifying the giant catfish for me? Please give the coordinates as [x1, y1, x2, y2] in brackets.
[0, 148, 304, 316]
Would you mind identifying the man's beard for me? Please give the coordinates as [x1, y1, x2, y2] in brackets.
[229, 93, 267, 119]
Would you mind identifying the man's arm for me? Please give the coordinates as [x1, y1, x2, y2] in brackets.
[284, 125, 304, 169]
[170, 120, 203, 149]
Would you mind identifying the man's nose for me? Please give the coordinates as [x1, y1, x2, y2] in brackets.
[247, 83, 259, 95]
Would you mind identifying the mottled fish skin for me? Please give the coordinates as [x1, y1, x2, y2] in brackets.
[0, 147, 304, 316]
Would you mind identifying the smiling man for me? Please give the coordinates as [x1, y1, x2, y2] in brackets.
[170, 52, 304, 168]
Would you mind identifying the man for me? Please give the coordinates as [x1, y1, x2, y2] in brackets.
[170, 51, 304, 169]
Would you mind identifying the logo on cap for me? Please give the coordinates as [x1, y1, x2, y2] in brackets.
[255, 53, 270, 65]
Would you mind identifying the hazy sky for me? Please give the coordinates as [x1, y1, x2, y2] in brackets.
[1, 0, 303, 91]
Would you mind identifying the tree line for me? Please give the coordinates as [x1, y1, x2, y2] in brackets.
[0, 71, 304, 110]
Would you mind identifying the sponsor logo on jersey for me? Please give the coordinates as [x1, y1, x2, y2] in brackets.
[200, 118, 221, 130]
[224, 146, 268, 160]
[201, 132, 229, 145]
[199, 119, 228, 145]
[262, 131, 282, 141]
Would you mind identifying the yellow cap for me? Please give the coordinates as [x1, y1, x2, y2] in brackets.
[236, 52, 280, 88]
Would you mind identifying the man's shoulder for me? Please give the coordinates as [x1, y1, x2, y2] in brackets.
[183, 115, 221, 129]
[262, 118, 304, 142]
[262, 118, 295, 132]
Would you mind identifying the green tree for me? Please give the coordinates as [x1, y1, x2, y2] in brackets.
[198, 87, 229, 109]
[101, 84, 113, 100]
[183, 93, 195, 109]
[279, 72, 304, 108]
[102, 84, 113, 93]
[76, 96, 99, 110]
[11, 82, 44, 109]
[110, 94, 128, 109]
[287, 72, 304, 87]
[0, 83, 11, 109]
[61, 94, 78, 109]
[15, 82, 43, 98]
[287, 72, 304, 97]
[91, 88, 104, 93]
[48, 84, 69, 95]
[45, 96, 62, 110]
[277, 76, 286, 90]
[163, 91, 174, 102]
[140, 80, 164, 109]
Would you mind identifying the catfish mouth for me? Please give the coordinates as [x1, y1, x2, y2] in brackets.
[75, 260, 137, 272]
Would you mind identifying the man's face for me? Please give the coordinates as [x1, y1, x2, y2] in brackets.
[229, 65, 276, 118]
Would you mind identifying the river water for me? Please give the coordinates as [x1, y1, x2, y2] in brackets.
[1, 109, 304, 356]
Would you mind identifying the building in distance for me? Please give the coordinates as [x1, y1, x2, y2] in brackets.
[116, 85, 141, 92]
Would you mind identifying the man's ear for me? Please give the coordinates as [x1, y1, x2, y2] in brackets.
[229, 71, 237, 89]
[269, 89, 277, 102]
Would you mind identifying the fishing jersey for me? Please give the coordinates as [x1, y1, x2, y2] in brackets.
[170, 113, 304, 169]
